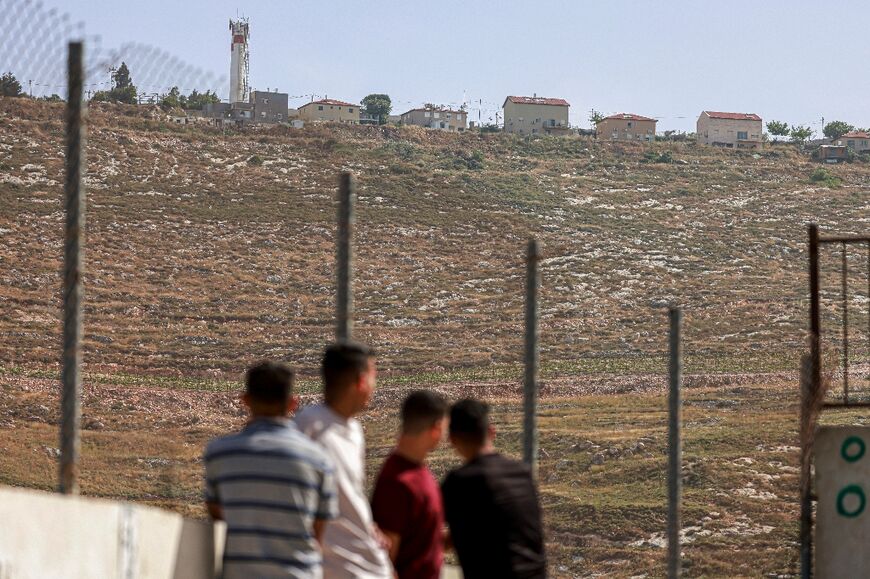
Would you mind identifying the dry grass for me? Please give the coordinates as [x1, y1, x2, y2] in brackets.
[2, 98, 870, 576]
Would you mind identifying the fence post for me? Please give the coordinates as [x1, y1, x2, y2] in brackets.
[667, 307, 682, 578]
[60, 41, 85, 495]
[336, 172, 354, 341]
[523, 239, 541, 475]
[802, 223, 821, 578]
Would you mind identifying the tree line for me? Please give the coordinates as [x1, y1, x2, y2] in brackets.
[0, 64, 219, 110]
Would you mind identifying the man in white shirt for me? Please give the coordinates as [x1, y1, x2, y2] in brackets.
[295, 341, 392, 579]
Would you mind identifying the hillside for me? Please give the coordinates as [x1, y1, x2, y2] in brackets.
[1, 98, 867, 382]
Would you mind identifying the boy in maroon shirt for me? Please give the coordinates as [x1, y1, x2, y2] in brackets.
[371, 390, 449, 579]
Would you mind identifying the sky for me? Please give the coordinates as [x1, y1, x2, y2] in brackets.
[23, 0, 870, 132]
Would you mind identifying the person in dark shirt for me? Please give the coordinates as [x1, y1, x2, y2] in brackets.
[371, 390, 449, 579]
[441, 398, 547, 579]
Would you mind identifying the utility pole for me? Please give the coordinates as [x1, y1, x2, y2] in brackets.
[28, 79, 33, 98]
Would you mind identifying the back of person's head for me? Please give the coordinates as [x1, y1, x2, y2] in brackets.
[246, 361, 294, 405]
[449, 398, 490, 445]
[321, 341, 375, 401]
[401, 390, 448, 435]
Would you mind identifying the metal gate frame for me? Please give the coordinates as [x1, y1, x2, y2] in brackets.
[801, 223, 870, 578]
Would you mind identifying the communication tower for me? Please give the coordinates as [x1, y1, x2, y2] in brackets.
[229, 18, 250, 104]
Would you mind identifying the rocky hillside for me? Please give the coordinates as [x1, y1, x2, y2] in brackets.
[1, 99, 867, 381]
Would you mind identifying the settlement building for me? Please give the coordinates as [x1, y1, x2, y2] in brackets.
[400, 106, 467, 131]
[502, 96, 570, 135]
[836, 131, 870, 152]
[596, 113, 657, 142]
[250, 91, 289, 123]
[297, 99, 360, 124]
[696, 111, 763, 149]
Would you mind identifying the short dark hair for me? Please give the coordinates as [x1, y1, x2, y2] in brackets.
[321, 341, 375, 400]
[449, 398, 490, 445]
[401, 390, 448, 434]
[246, 361, 294, 404]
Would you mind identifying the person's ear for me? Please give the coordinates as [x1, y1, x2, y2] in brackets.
[287, 395, 299, 415]
[488, 424, 496, 441]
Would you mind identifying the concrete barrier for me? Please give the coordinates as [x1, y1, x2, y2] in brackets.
[0, 486, 224, 579]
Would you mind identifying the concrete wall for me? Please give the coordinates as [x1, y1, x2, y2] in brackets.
[503, 102, 569, 135]
[251, 91, 289, 124]
[401, 109, 467, 131]
[0, 486, 224, 579]
[298, 101, 360, 124]
[597, 118, 656, 141]
[696, 114, 763, 148]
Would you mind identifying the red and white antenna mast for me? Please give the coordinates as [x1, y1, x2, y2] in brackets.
[229, 17, 250, 103]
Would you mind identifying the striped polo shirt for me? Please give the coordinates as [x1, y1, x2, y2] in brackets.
[204, 417, 338, 579]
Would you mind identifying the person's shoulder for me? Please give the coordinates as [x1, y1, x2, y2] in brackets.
[287, 426, 335, 472]
[203, 431, 241, 459]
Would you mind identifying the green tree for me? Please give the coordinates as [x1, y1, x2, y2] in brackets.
[185, 89, 221, 110]
[361, 93, 392, 124]
[765, 120, 790, 141]
[1, 72, 23, 97]
[823, 120, 854, 141]
[113, 63, 133, 89]
[93, 62, 138, 104]
[161, 86, 184, 110]
[40, 94, 63, 102]
[589, 109, 604, 127]
[790, 125, 814, 143]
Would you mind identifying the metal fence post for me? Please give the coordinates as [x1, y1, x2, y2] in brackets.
[60, 41, 85, 495]
[667, 307, 683, 579]
[801, 223, 820, 578]
[336, 172, 354, 341]
[523, 239, 541, 475]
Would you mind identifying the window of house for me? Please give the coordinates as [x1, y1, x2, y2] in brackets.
[349, 108, 353, 113]
[424, 112, 430, 117]
[434, 112, 440, 118]
[318, 105, 324, 111]
[627, 121, 633, 128]
[737, 131, 748, 140]
[446, 113, 451, 119]
[848, 140, 855, 147]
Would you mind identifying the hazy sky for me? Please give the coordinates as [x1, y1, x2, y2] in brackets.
[45, 1, 870, 132]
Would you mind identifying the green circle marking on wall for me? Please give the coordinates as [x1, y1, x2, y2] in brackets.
[836, 485, 866, 518]
[841, 436, 866, 463]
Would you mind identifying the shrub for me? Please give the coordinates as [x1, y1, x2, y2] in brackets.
[810, 167, 841, 187]
[247, 155, 263, 166]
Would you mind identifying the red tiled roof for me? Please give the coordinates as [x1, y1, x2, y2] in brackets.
[600, 113, 656, 122]
[840, 131, 870, 139]
[300, 98, 357, 108]
[504, 96, 570, 107]
[703, 111, 761, 121]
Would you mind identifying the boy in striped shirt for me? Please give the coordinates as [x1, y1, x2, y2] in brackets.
[204, 361, 337, 579]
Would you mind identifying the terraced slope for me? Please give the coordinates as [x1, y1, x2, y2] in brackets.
[1, 99, 867, 381]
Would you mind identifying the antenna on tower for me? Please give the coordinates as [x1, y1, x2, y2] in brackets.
[229, 16, 250, 104]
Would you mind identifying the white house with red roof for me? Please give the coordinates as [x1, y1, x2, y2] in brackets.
[298, 98, 360, 124]
[503, 95, 570, 135]
[596, 113, 657, 142]
[696, 111, 763, 149]
[835, 131, 870, 152]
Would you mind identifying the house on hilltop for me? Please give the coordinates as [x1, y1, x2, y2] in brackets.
[503, 96, 570, 135]
[696, 111, 762, 149]
[835, 131, 870, 152]
[400, 106, 467, 132]
[596, 113, 657, 142]
[298, 98, 360, 124]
